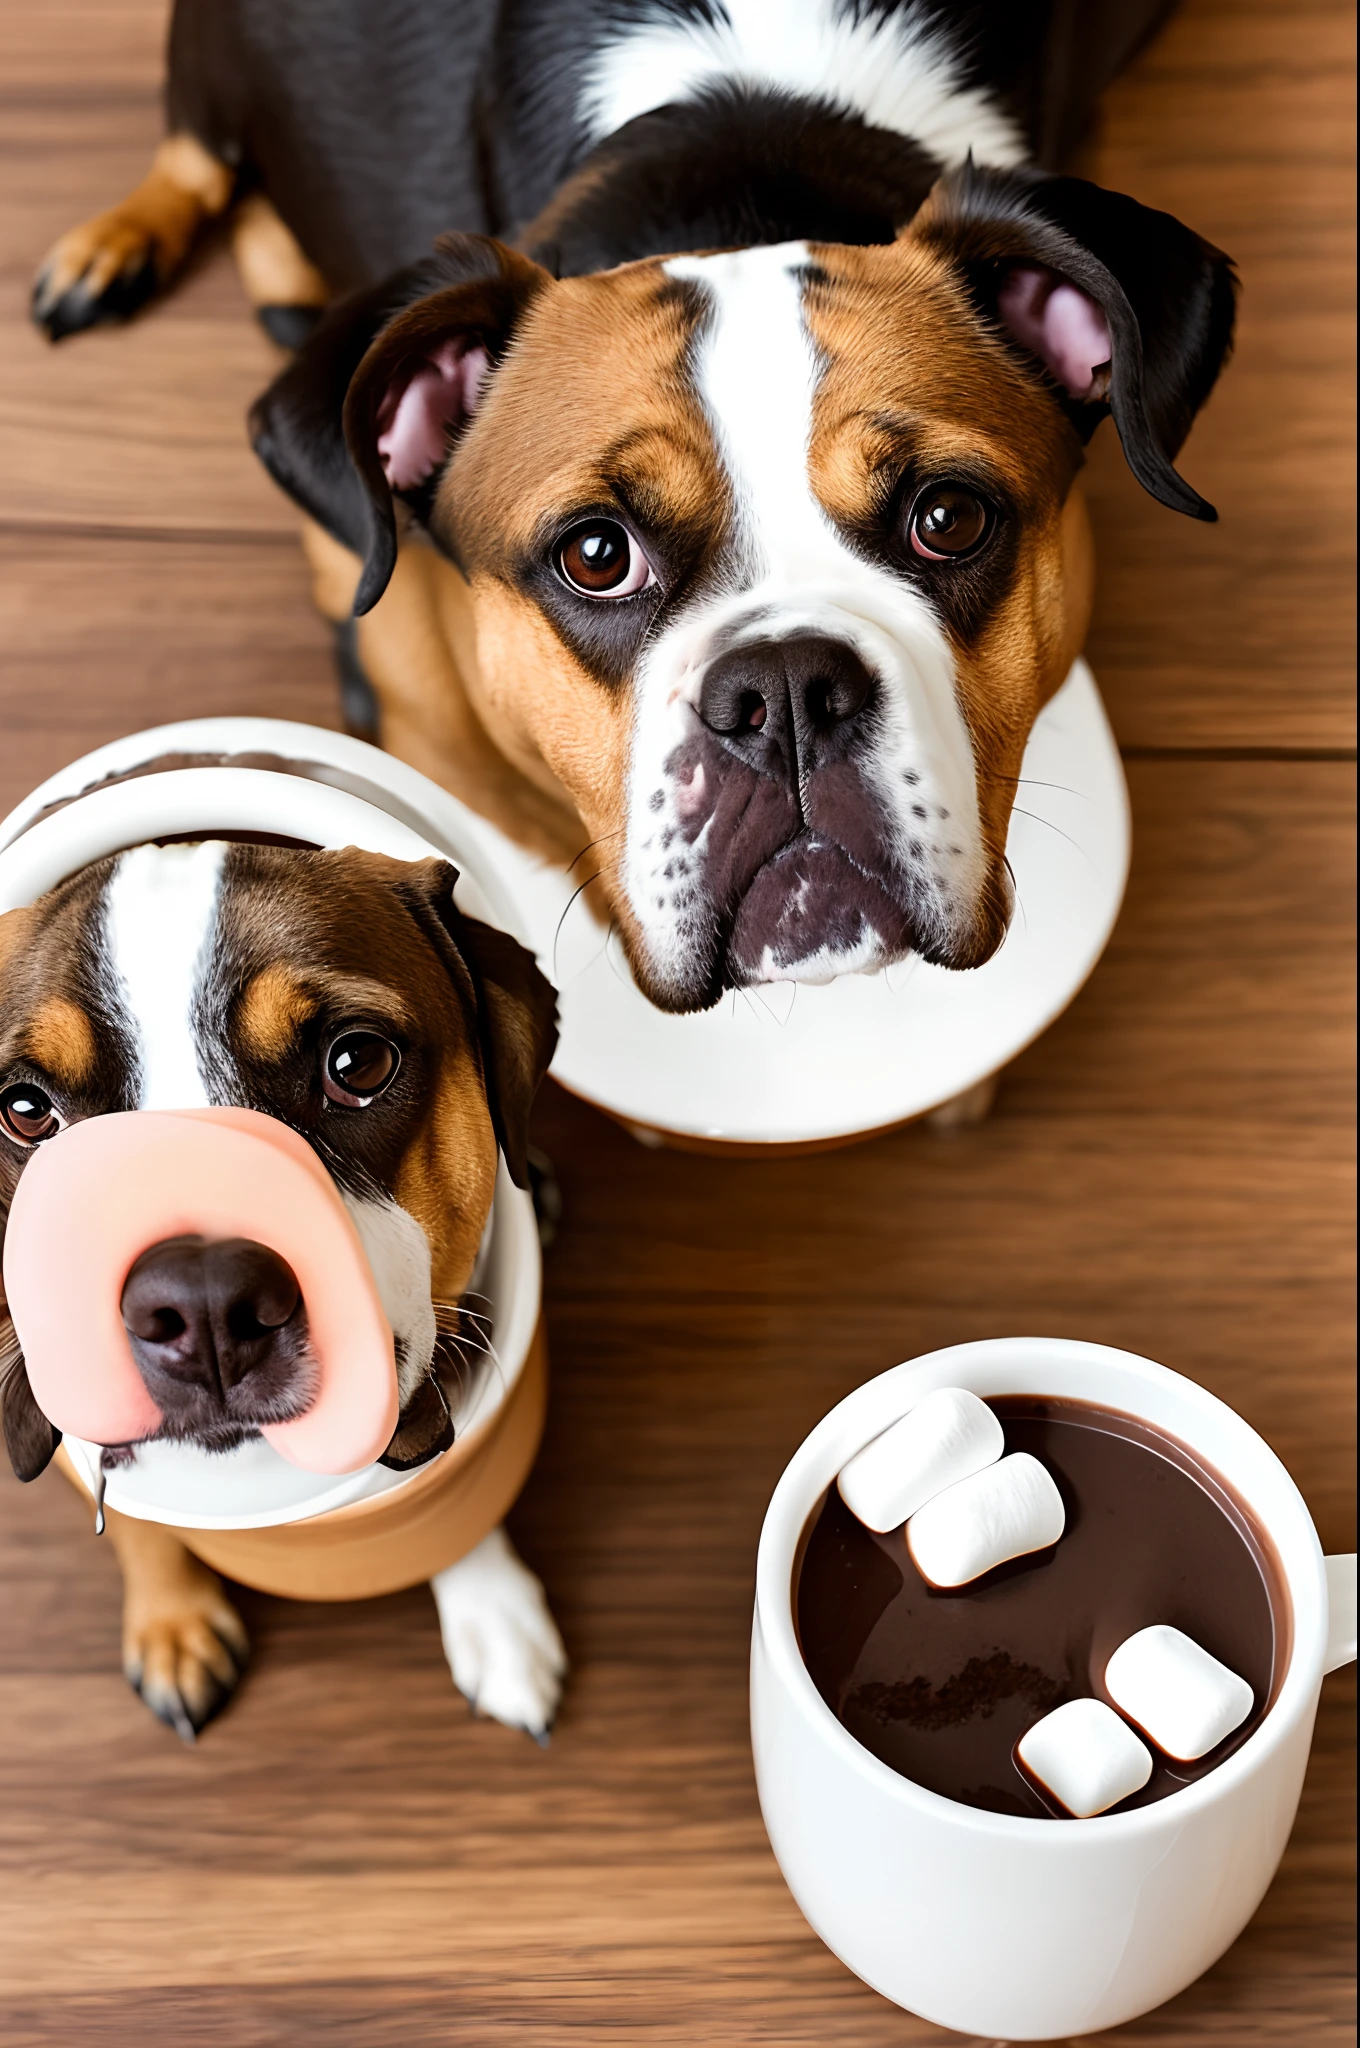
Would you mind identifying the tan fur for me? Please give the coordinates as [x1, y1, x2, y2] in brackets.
[37, 135, 233, 305]
[236, 964, 318, 1062]
[56, 1449, 248, 1738]
[394, 1038, 499, 1302]
[0, 904, 34, 981]
[24, 996, 97, 1091]
[229, 192, 328, 311]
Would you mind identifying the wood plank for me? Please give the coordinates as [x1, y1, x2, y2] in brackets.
[1083, 0, 1357, 750]
[0, 760, 1352, 2041]
[0, 533, 337, 814]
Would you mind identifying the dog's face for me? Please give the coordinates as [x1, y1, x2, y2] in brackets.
[0, 840, 557, 1481]
[255, 165, 1235, 1012]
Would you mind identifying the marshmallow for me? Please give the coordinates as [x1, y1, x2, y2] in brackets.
[1104, 1625, 1255, 1761]
[1017, 1697, 1154, 1818]
[838, 1387, 1004, 1532]
[906, 1452, 1065, 1588]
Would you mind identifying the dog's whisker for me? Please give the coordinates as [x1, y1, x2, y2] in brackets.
[1009, 806, 1099, 872]
[566, 826, 625, 877]
[553, 868, 602, 981]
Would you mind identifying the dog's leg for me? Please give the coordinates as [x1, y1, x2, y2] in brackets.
[924, 1073, 1000, 1130]
[230, 192, 329, 351]
[32, 135, 233, 341]
[430, 1526, 567, 1741]
[55, 1449, 248, 1740]
[108, 1511, 249, 1742]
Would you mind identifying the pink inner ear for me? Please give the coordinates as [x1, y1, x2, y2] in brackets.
[376, 342, 490, 490]
[996, 266, 1112, 401]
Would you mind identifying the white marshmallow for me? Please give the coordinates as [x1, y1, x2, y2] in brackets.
[1017, 1697, 1153, 1818]
[837, 1387, 1004, 1531]
[906, 1452, 1065, 1588]
[1104, 1625, 1254, 1761]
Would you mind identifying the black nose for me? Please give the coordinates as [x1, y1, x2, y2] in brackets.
[696, 634, 876, 772]
[121, 1235, 304, 1401]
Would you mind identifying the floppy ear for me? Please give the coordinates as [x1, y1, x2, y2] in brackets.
[1, 1317, 60, 1482]
[907, 163, 1237, 520]
[249, 234, 551, 614]
[448, 911, 560, 1191]
[397, 861, 560, 1190]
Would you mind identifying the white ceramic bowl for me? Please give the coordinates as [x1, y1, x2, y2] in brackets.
[751, 1338, 1357, 2038]
[0, 724, 541, 1530]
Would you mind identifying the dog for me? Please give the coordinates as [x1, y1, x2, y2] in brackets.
[33, 0, 1236, 1017]
[0, 813, 567, 1740]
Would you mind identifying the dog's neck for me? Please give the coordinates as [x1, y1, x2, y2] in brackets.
[521, 88, 949, 278]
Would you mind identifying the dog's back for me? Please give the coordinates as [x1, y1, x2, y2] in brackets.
[165, 0, 1177, 293]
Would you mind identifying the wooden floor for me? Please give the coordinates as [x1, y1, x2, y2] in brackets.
[0, 2, 1354, 2041]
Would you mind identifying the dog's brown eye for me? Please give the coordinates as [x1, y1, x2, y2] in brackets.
[0, 1082, 66, 1146]
[556, 519, 654, 598]
[908, 486, 993, 562]
[323, 1033, 401, 1107]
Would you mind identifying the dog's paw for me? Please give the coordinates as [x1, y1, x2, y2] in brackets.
[123, 1575, 249, 1744]
[32, 213, 162, 341]
[430, 1526, 567, 1741]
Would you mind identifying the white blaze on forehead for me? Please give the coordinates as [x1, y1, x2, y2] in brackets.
[667, 241, 833, 584]
[103, 841, 226, 1110]
[579, 0, 1027, 169]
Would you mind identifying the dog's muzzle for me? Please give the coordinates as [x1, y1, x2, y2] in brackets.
[3, 1107, 398, 1473]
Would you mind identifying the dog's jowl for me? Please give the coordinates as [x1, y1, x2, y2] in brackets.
[34, 0, 1237, 1018]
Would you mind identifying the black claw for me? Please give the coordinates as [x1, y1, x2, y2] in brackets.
[31, 253, 159, 341]
[127, 1638, 245, 1743]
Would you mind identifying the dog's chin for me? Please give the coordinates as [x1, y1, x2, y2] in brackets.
[624, 841, 1014, 1012]
[724, 836, 914, 987]
[142, 1414, 267, 1457]
[130, 1363, 320, 1460]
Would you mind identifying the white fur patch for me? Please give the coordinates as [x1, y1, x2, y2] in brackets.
[102, 841, 226, 1110]
[430, 1525, 567, 1737]
[340, 1191, 439, 1403]
[579, 0, 1027, 168]
[624, 242, 985, 990]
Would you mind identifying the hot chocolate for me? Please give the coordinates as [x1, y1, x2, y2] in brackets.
[795, 1396, 1288, 1818]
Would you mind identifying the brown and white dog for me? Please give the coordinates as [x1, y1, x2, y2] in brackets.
[33, 0, 1236, 1015]
[0, 823, 566, 1740]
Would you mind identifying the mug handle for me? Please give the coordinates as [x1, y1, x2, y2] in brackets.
[1324, 1554, 1357, 1674]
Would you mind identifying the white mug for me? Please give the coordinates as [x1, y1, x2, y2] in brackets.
[750, 1338, 1357, 2039]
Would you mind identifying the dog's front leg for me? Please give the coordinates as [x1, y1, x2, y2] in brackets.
[430, 1526, 566, 1741]
[55, 1453, 249, 1741]
[104, 1509, 250, 1743]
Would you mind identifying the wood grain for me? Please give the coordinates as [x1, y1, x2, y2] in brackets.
[0, 0, 1353, 2041]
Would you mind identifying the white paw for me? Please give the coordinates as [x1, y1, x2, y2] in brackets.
[429, 1526, 567, 1740]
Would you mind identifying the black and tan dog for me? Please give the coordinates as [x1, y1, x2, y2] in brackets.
[34, 0, 1235, 1014]
[0, 826, 565, 1739]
